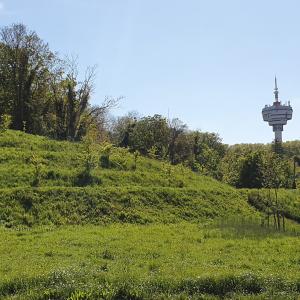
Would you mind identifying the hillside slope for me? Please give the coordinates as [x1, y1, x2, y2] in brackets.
[0, 130, 258, 226]
[1, 131, 300, 299]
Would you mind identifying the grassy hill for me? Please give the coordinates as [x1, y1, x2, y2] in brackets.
[0, 130, 258, 227]
[1, 130, 300, 299]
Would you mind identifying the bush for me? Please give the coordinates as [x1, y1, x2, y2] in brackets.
[99, 143, 113, 168]
[74, 170, 102, 187]
[0, 114, 12, 133]
[30, 154, 44, 187]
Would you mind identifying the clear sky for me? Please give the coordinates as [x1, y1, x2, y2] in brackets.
[0, 0, 299, 144]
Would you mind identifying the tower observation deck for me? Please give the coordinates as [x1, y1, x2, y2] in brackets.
[262, 77, 293, 143]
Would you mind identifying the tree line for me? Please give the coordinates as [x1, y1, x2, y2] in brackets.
[0, 23, 299, 189]
[109, 113, 226, 178]
[0, 23, 226, 178]
[0, 23, 118, 140]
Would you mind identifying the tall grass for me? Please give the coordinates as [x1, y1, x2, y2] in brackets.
[0, 223, 299, 299]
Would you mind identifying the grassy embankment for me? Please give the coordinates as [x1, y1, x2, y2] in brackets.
[0, 130, 300, 299]
[0, 130, 257, 226]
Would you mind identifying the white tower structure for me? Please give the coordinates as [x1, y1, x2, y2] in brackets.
[262, 77, 293, 143]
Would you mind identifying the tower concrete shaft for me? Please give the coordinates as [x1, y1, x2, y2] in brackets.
[274, 128, 282, 143]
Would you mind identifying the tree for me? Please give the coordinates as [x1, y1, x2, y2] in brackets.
[238, 151, 263, 188]
[109, 111, 139, 147]
[221, 149, 242, 186]
[0, 23, 57, 133]
[222, 144, 267, 187]
[75, 125, 100, 186]
[292, 156, 300, 189]
[87, 96, 121, 142]
[50, 58, 96, 140]
[130, 114, 170, 159]
[282, 140, 300, 158]
[192, 131, 226, 179]
[171, 132, 194, 165]
[0, 23, 119, 141]
[261, 152, 293, 230]
[167, 118, 187, 164]
[50, 57, 120, 141]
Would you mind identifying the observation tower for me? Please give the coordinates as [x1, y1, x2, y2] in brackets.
[262, 77, 293, 143]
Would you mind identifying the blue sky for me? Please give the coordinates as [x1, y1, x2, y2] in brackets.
[0, 0, 299, 144]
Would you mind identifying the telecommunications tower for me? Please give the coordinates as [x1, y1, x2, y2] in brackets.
[262, 77, 293, 143]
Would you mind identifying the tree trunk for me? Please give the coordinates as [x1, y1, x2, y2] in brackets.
[293, 158, 297, 189]
[274, 188, 280, 230]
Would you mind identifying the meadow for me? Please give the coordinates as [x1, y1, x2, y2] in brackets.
[1, 222, 300, 299]
[0, 130, 300, 299]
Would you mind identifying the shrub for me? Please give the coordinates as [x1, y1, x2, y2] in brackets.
[74, 170, 102, 187]
[0, 114, 12, 133]
[30, 154, 44, 187]
[100, 143, 113, 168]
[133, 150, 139, 170]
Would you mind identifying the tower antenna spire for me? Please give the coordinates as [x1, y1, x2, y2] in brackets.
[274, 76, 279, 102]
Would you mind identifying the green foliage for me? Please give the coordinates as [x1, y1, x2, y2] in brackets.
[0, 23, 58, 134]
[29, 154, 44, 187]
[238, 151, 264, 188]
[114, 114, 218, 168]
[247, 189, 300, 224]
[283, 140, 300, 158]
[0, 23, 117, 141]
[111, 117, 227, 178]
[71, 128, 98, 186]
[222, 146, 294, 189]
[148, 145, 158, 159]
[192, 131, 226, 179]
[133, 150, 140, 170]
[79, 126, 99, 181]
[0, 114, 11, 132]
[130, 114, 169, 159]
[112, 113, 137, 148]
[261, 151, 294, 189]
[99, 143, 113, 168]
[74, 170, 101, 187]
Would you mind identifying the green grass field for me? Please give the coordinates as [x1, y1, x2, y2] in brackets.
[0, 130, 300, 299]
[1, 222, 300, 299]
